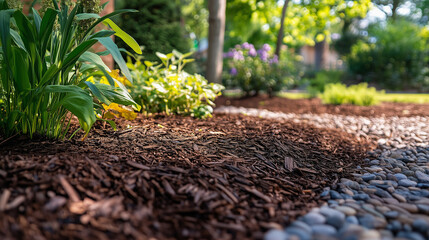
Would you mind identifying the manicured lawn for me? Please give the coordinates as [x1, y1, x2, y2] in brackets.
[278, 92, 429, 104]
[376, 93, 429, 104]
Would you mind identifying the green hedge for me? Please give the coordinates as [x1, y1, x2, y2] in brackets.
[347, 20, 429, 91]
[116, 0, 191, 61]
[321, 83, 383, 106]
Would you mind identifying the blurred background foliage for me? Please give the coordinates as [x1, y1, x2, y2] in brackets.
[115, 0, 191, 61]
[114, 0, 429, 94]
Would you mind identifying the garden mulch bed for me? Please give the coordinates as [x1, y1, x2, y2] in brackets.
[215, 95, 429, 117]
[0, 114, 372, 239]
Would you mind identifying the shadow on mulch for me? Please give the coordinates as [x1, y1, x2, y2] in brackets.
[0, 114, 373, 239]
[215, 95, 429, 117]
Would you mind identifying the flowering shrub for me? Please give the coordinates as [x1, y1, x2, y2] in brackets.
[223, 43, 297, 96]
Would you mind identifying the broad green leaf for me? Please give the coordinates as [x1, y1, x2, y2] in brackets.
[96, 37, 133, 83]
[10, 29, 26, 51]
[88, 82, 138, 108]
[85, 81, 111, 105]
[39, 64, 59, 86]
[144, 61, 154, 67]
[13, 10, 37, 45]
[39, 8, 57, 55]
[10, 46, 30, 92]
[96, 50, 110, 56]
[44, 85, 95, 133]
[79, 63, 98, 73]
[76, 13, 100, 20]
[31, 8, 41, 33]
[83, 9, 138, 39]
[0, 9, 16, 63]
[89, 30, 115, 39]
[102, 19, 142, 54]
[0, 0, 9, 10]
[58, 5, 78, 59]
[101, 1, 109, 10]
[79, 51, 111, 73]
[62, 39, 98, 70]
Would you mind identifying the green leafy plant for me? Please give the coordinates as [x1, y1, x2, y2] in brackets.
[304, 70, 343, 98]
[128, 50, 224, 119]
[0, 0, 140, 139]
[321, 83, 383, 106]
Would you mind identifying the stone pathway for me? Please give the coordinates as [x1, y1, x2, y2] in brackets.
[215, 106, 429, 240]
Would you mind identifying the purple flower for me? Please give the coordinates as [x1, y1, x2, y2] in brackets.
[262, 44, 271, 52]
[259, 51, 269, 62]
[242, 42, 255, 51]
[248, 48, 257, 57]
[232, 50, 244, 61]
[223, 51, 235, 59]
[269, 55, 279, 64]
[230, 67, 237, 76]
[242, 42, 250, 49]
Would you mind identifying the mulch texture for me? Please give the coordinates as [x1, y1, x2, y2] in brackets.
[0, 114, 372, 239]
[215, 95, 429, 117]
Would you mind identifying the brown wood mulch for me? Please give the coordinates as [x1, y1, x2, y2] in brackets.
[215, 95, 429, 117]
[0, 114, 372, 240]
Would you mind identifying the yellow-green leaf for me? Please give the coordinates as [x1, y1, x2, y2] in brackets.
[103, 18, 142, 55]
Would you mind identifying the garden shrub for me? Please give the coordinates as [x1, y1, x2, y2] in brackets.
[223, 43, 301, 97]
[321, 83, 383, 106]
[116, 0, 191, 61]
[128, 50, 224, 119]
[0, 0, 140, 139]
[305, 70, 343, 97]
[347, 20, 429, 91]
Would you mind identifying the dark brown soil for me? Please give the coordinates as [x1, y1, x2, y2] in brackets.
[0, 114, 372, 240]
[215, 95, 429, 117]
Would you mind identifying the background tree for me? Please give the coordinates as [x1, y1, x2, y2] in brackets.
[206, 0, 226, 83]
[275, 0, 290, 59]
[372, 0, 406, 20]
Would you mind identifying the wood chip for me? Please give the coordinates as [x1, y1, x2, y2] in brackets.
[243, 187, 272, 203]
[5, 195, 25, 210]
[58, 175, 80, 202]
[216, 184, 239, 204]
[44, 196, 67, 211]
[162, 179, 176, 196]
[0, 189, 11, 211]
[297, 167, 318, 174]
[284, 157, 296, 171]
[126, 160, 150, 170]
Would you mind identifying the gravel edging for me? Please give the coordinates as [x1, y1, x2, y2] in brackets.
[215, 106, 429, 240]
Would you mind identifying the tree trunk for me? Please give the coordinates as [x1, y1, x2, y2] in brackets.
[314, 40, 326, 71]
[275, 0, 290, 59]
[391, 0, 400, 20]
[207, 0, 226, 84]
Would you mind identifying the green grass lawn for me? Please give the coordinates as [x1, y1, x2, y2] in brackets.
[278, 92, 429, 104]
